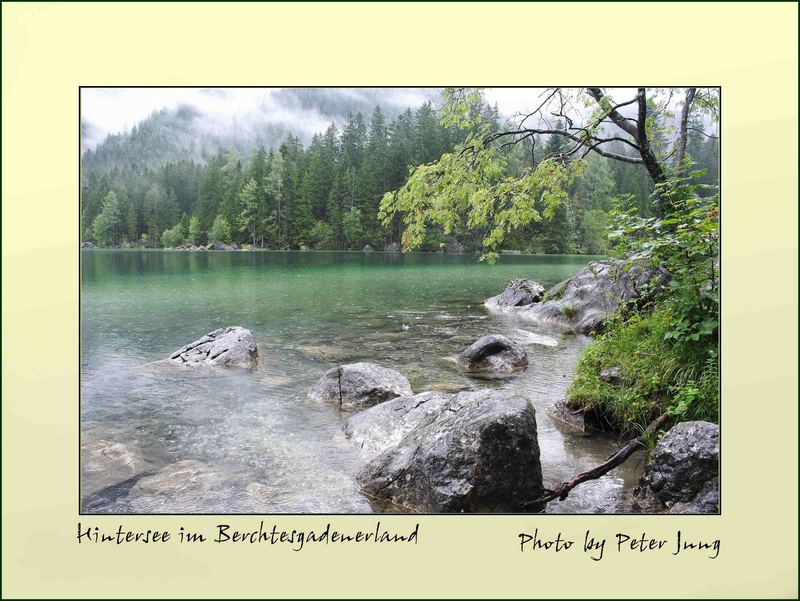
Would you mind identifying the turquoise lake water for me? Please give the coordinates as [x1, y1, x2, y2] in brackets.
[81, 250, 643, 513]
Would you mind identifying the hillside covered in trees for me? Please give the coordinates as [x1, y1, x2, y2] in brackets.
[81, 89, 718, 254]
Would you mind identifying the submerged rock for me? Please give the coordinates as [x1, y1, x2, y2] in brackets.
[169, 326, 258, 369]
[485, 279, 545, 309]
[343, 391, 452, 459]
[81, 427, 149, 499]
[355, 389, 544, 512]
[126, 460, 234, 512]
[309, 362, 412, 411]
[457, 334, 528, 377]
[485, 259, 669, 334]
[511, 329, 558, 347]
[295, 344, 351, 362]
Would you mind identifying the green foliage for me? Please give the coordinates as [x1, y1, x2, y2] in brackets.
[306, 221, 336, 250]
[342, 208, 366, 249]
[570, 177, 719, 434]
[208, 214, 231, 243]
[568, 307, 718, 435]
[188, 215, 202, 245]
[161, 223, 184, 248]
[609, 176, 719, 347]
[561, 305, 578, 319]
[580, 209, 609, 254]
[237, 178, 261, 246]
[91, 191, 121, 246]
[379, 138, 584, 263]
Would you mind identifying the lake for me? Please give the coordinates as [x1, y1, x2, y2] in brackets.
[81, 249, 643, 513]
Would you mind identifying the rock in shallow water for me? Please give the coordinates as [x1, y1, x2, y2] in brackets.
[81, 425, 149, 499]
[355, 389, 544, 512]
[485, 259, 669, 334]
[309, 362, 413, 411]
[126, 460, 236, 512]
[169, 326, 258, 369]
[457, 334, 528, 377]
[511, 329, 559, 347]
[344, 391, 452, 459]
[485, 279, 545, 309]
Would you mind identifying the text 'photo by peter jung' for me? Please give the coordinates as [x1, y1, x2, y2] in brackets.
[80, 87, 720, 515]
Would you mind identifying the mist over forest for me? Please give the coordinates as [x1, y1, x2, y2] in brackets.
[81, 87, 718, 254]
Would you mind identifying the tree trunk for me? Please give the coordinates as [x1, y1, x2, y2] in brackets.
[674, 88, 698, 176]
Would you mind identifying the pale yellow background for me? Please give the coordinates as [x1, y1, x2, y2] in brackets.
[2, 2, 797, 598]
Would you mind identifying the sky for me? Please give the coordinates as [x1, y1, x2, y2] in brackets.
[80, 87, 645, 151]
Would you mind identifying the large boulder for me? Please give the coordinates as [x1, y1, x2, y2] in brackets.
[645, 420, 719, 507]
[169, 326, 258, 369]
[457, 334, 528, 377]
[485, 279, 545, 309]
[628, 421, 719, 514]
[362, 244, 375, 252]
[355, 389, 544, 512]
[343, 391, 452, 459]
[486, 259, 669, 334]
[385, 241, 401, 252]
[81, 241, 97, 249]
[309, 362, 412, 411]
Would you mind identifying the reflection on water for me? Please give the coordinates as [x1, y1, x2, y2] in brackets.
[81, 250, 641, 514]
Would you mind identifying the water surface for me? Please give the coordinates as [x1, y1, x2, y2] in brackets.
[81, 250, 643, 513]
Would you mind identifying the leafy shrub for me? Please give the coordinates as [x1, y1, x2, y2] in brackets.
[568, 176, 719, 435]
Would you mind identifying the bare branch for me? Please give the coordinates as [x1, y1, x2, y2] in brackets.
[521, 413, 670, 510]
[483, 128, 645, 165]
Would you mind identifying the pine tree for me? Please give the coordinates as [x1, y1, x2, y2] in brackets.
[412, 102, 442, 165]
[361, 106, 390, 245]
[188, 215, 202, 245]
[237, 178, 260, 247]
[208, 214, 231, 244]
[91, 190, 121, 246]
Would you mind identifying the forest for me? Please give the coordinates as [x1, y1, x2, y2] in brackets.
[80, 93, 717, 254]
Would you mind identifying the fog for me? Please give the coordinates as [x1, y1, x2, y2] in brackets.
[81, 87, 443, 152]
[81, 87, 713, 156]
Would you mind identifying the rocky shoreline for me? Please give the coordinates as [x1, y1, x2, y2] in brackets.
[82, 258, 718, 514]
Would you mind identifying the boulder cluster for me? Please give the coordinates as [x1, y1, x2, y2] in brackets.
[484, 259, 669, 333]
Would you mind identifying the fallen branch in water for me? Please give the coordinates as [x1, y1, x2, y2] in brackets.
[522, 413, 669, 510]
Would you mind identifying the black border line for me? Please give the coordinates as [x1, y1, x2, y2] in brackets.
[79, 85, 722, 517]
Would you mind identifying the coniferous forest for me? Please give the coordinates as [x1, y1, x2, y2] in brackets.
[81, 95, 718, 254]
